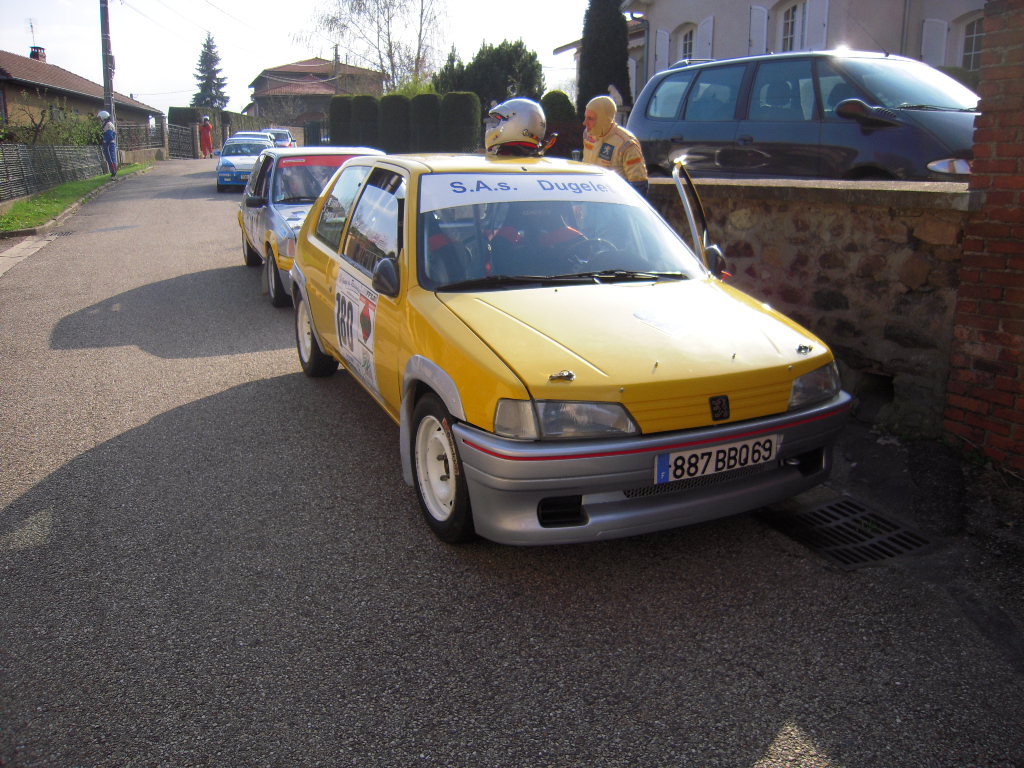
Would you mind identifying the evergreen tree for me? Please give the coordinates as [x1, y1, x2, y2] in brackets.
[191, 33, 228, 110]
[434, 41, 544, 110]
[576, 0, 632, 116]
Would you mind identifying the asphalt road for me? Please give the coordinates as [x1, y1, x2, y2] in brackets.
[1, 160, 1021, 768]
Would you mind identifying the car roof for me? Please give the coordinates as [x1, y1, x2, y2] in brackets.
[257, 146, 384, 159]
[225, 137, 272, 145]
[660, 48, 916, 75]
[341, 153, 613, 177]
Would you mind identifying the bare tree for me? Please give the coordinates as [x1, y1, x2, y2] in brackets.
[315, 0, 442, 90]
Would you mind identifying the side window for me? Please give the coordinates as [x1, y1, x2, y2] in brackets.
[683, 64, 745, 121]
[314, 165, 371, 252]
[342, 168, 406, 275]
[252, 156, 272, 197]
[748, 58, 816, 121]
[646, 70, 696, 119]
[817, 60, 861, 120]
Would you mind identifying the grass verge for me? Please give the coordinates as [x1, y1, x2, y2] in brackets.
[0, 163, 149, 232]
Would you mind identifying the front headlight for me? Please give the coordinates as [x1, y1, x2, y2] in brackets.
[927, 158, 971, 175]
[789, 362, 841, 410]
[220, 159, 235, 169]
[494, 399, 639, 440]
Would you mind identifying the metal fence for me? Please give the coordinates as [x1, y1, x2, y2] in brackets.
[118, 122, 166, 151]
[0, 144, 106, 202]
[168, 124, 195, 159]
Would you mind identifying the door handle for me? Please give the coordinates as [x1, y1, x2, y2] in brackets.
[736, 135, 754, 146]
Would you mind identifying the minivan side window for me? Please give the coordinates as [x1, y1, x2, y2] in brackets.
[683, 64, 746, 121]
[817, 60, 862, 120]
[315, 165, 371, 252]
[646, 70, 696, 119]
[748, 58, 816, 121]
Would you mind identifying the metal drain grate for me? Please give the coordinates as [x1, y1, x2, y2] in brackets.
[49, 231, 74, 238]
[761, 496, 932, 569]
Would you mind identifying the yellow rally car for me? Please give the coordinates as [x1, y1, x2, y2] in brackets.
[290, 154, 851, 545]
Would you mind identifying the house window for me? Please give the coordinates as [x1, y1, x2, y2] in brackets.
[680, 28, 694, 61]
[962, 16, 984, 70]
[781, 1, 807, 52]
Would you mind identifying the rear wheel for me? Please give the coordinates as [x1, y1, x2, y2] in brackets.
[242, 231, 261, 266]
[411, 393, 474, 543]
[265, 247, 290, 307]
[294, 292, 338, 377]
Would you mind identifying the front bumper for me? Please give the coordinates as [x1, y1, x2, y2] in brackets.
[452, 392, 852, 545]
[217, 170, 251, 187]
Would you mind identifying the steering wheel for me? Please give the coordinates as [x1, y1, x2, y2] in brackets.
[565, 238, 619, 269]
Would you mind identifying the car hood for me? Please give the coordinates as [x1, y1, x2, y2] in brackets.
[438, 279, 833, 429]
[219, 156, 260, 171]
[274, 202, 314, 232]
[898, 108, 977, 154]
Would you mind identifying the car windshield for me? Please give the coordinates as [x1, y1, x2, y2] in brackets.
[223, 142, 269, 157]
[838, 57, 979, 111]
[416, 172, 707, 291]
[272, 157, 351, 203]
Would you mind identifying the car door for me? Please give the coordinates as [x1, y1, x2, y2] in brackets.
[243, 154, 271, 247]
[674, 63, 745, 175]
[734, 57, 822, 177]
[306, 163, 372, 338]
[334, 166, 406, 414]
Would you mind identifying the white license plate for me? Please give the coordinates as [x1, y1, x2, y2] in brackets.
[655, 434, 780, 484]
[240, 173, 250, 180]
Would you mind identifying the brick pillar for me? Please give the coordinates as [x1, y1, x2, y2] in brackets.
[945, 0, 1024, 474]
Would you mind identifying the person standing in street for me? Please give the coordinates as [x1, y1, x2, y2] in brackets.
[582, 95, 648, 196]
[98, 109, 117, 178]
[199, 115, 214, 159]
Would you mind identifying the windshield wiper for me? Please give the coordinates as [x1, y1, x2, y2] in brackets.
[277, 196, 317, 204]
[898, 103, 974, 112]
[568, 269, 689, 282]
[439, 274, 569, 291]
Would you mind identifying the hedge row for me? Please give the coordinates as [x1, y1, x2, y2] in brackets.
[328, 92, 482, 153]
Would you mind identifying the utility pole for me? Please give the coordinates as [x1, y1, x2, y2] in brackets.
[99, 0, 115, 121]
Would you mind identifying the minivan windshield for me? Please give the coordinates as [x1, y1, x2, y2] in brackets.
[416, 173, 706, 290]
[837, 57, 979, 111]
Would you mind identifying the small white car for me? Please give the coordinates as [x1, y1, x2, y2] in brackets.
[216, 138, 273, 192]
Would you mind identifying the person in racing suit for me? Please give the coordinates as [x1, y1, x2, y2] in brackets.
[582, 95, 648, 196]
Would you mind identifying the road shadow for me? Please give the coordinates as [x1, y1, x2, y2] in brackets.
[50, 266, 291, 357]
[1, 375, 1021, 766]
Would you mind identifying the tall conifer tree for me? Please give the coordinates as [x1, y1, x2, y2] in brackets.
[191, 33, 229, 109]
[576, 0, 632, 116]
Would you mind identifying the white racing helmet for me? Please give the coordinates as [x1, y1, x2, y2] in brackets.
[485, 98, 546, 155]
[97, 110, 110, 120]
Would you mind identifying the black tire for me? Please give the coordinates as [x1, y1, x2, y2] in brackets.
[411, 393, 475, 543]
[217, 183, 226, 193]
[265, 247, 290, 307]
[242, 231, 261, 267]
[294, 292, 338, 377]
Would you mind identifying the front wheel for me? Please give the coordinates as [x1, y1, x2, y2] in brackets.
[265, 247, 290, 307]
[412, 394, 475, 543]
[294, 292, 338, 377]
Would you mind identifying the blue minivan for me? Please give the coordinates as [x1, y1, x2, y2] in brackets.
[626, 50, 979, 181]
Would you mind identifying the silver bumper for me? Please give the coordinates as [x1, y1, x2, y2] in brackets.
[452, 392, 852, 545]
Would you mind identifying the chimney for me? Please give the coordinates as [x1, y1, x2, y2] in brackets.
[30, 46, 46, 63]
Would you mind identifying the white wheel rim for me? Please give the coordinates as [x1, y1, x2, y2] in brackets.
[415, 414, 456, 522]
[297, 298, 313, 362]
[266, 257, 275, 296]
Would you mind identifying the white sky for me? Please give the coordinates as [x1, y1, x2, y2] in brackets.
[0, 0, 589, 116]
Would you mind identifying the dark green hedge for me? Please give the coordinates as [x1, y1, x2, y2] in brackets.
[329, 96, 354, 146]
[440, 92, 481, 152]
[352, 95, 379, 147]
[379, 94, 411, 153]
[410, 93, 441, 152]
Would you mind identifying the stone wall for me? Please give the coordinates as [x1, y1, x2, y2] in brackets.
[648, 178, 977, 439]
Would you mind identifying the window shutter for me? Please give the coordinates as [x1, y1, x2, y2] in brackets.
[696, 16, 714, 59]
[655, 29, 670, 73]
[749, 6, 768, 55]
[921, 18, 949, 66]
[804, 0, 830, 50]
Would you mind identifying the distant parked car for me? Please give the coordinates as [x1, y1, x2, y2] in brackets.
[626, 50, 979, 181]
[215, 138, 273, 192]
[261, 128, 296, 148]
[231, 131, 276, 143]
[238, 145, 384, 306]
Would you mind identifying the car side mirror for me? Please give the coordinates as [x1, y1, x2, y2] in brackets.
[704, 243, 729, 279]
[244, 194, 267, 208]
[213, 150, 221, 157]
[835, 98, 900, 127]
[371, 257, 400, 297]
